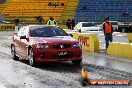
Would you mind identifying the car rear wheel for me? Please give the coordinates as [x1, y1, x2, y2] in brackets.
[72, 59, 82, 65]
[29, 48, 36, 66]
[11, 45, 19, 60]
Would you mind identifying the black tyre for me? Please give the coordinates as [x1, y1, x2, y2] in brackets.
[122, 28, 125, 33]
[11, 45, 19, 60]
[72, 59, 82, 65]
[115, 28, 118, 32]
[28, 48, 36, 66]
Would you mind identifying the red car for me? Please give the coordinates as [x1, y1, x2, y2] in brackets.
[11, 25, 82, 66]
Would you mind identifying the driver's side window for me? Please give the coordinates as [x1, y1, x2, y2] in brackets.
[17, 27, 25, 37]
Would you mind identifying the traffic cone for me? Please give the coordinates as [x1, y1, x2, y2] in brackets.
[82, 67, 88, 78]
[81, 67, 91, 86]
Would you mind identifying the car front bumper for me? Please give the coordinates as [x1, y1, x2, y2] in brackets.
[34, 48, 82, 62]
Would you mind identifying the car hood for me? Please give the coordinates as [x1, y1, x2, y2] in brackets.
[30, 36, 77, 44]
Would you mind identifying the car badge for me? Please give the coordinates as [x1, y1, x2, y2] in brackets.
[60, 45, 64, 48]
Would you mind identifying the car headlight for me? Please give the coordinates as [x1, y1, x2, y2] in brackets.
[72, 42, 81, 48]
[36, 44, 49, 49]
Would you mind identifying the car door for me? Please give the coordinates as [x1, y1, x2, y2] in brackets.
[19, 26, 29, 59]
[14, 27, 25, 57]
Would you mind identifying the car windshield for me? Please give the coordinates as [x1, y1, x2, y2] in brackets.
[30, 26, 69, 37]
[82, 23, 96, 27]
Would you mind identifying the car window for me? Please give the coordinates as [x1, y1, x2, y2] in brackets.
[30, 26, 69, 37]
[82, 23, 96, 27]
[110, 22, 118, 25]
[23, 26, 29, 36]
[17, 27, 25, 36]
[17, 26, 29, 36]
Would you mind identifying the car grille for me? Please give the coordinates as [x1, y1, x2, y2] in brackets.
[52, 51, 72, 59]
[53, 54, 71, 59]
[52, 44, 71, 49]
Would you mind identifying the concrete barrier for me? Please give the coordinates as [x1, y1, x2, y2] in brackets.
[78, 33, 99, 52]
[67, 32, 99, 52]
[107, 42, 132, 58]
[127, 33, 132, 43]
[0, 24, 15, 30]
[124, 43, 132, 58]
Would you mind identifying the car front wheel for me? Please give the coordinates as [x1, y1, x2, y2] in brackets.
[121, 28, 125, 33]
[29, 48, 36, 66]
[72, 59, 82, 65]
[11, 45, 19, 60]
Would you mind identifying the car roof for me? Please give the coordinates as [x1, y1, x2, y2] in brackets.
[78, 22, 95, 23]
[19, 25, 59, 31]
[109, 21, 118, 22]
[28, 25, 57, 27]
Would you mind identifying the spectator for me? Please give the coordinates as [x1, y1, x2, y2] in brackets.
[48, 2, 52, 6]
[14, 19, 20, 33]
[47, 17, 57, 25]
[61, 3, 64, 6]
[14, 19, 19, 26]
[71, 18, 75, 30]
[103, 17, 113, 50]
[66, 18, 71, 29]
[83, 6, 87, 10]
[35, 15, 44, 24]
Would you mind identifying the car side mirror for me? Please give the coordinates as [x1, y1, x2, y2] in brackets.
[69, 34, 73, 37]
[20, 35, 29, 41]
[20, 35, 26, 39]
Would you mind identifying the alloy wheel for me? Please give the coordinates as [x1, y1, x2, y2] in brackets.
[29, 49, 35, 66]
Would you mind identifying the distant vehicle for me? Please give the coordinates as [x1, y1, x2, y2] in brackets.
[100, 21, 132, 33]
[118, 23, 132, 33]
[109, 21, 118, 31]
[74, 22, 101, 32]
[11, 25, 82, 66]
[99, 21, 119, 31]
[2, 20, 11, 24]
